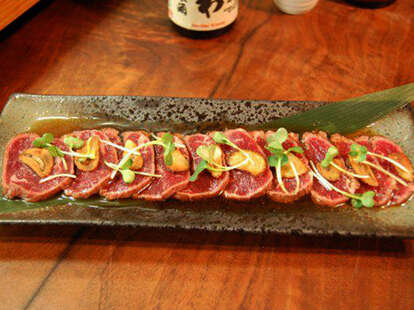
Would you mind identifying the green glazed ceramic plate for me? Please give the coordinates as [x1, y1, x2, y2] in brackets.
[0, 94, 413, 238]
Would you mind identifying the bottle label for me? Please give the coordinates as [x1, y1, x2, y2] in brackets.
[168, 0, 238, 31]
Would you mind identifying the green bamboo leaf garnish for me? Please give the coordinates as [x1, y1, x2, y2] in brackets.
[258, 83, 414, 134]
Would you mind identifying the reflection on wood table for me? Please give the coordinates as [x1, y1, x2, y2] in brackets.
[0, 0, 413, 309]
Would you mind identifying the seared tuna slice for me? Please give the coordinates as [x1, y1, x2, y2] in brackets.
[101, 128, 122, 148]
[302, 131, 359, 207]
[64, 130, 118, 199]
[100, 131, 155, 200]
[219, 128, 272, 200]
[253, 130, 313, 203]
[2, 133, 74, 202]
[331, 134, 396, 207]
[371, 136, 414, 205]
[175, 133, 229, 201]
[135, 133, 190, 201]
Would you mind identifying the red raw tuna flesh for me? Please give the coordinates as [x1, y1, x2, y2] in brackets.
[219, 128, 272, 200]
[64, 130, 118, 199]
[175, 133, 229, 201]
[253, 130, 313, 203]
[100, 131, 155, 200]
[135, 133, 190, 201]
[302, 131, 359, 207]
[371, 136, 414, 205]
[2, 133, 74, 202]
[331, 134, 395, 207]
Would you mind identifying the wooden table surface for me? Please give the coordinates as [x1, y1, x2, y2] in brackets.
[0, 0, 414, 309]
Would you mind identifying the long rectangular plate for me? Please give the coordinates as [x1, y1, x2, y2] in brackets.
[0, 94, 414, 238]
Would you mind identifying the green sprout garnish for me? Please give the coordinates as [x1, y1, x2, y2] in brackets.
[320, 146, 339, 168]
[319, 145, 369, 179]
[189, 159, 209, 182]
[310, 161, 375, 208]
[212, 132, 245, 154]
[265, 128, 304, 169]
[189, 142, 250, 182]
[265, 128, 304, 194]
[105, 158, 161, 184]
[108, 132, 179, 180]
[190, 144, 220, 181]
[266, 128, 288, 151]
[76, 137, 96, 163]
[33, 133, 67, 170]
[160, 133, 175, 166]
[351, 191, 375, 208]
[349, 144, 367, 163]
[349, 143, 410, 179]
[33, 133, 64, 158]
[64, 136, 84, 150]
[212, 131, 253, 164]
[119, 159, 135, 184]
[348, 146, 409, 187]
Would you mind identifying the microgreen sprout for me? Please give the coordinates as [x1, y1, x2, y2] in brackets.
[60, 135, 97, 164]
[349, 143, 410, 174]
[320, 146, 369, 179]
[63, 136, 84, 150]
[349, 144, 367, 163]
[265, 128, 304, 194]
[107, 133, 181, 179]
[320, 146, 338, 168]
[212, 132, 253, 164]
[310, 161, 375, 208]
[189, 159, 209, 182]
[33, 133, 68, 170]
[348, 143, 409, 186]
[105, 159, 161, 184]
[149, 133, 184, 166]
[266, 128, 288, 150]
[33, 133, 64, 157]
[351, 191, 375, 209]
[189, 143, 248, 182]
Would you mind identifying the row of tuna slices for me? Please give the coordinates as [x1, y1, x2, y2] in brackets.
[2, 128, 414, 206]
[302, 131, 414, 207]
[2, 128, 273, 202]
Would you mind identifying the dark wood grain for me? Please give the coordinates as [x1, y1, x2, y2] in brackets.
[0, 0, 414, 309]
